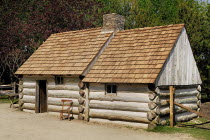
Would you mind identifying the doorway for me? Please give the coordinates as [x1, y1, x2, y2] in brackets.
[35, 80, 47, 113]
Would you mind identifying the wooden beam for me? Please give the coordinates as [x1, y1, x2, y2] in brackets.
[173, 102, 210, 120]
[84, 87, 90, 121]
[169, 86, 175, 127]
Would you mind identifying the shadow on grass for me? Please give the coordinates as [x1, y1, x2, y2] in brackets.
[177, 121, 210, 130]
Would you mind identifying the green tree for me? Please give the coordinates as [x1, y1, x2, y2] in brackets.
[0, 0, 104, 83]
[98, 0, 210, 93]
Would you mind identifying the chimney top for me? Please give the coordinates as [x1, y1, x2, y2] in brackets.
[102, 13, 125, 33]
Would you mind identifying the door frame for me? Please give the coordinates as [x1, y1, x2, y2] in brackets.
[35, 80, 47, 113]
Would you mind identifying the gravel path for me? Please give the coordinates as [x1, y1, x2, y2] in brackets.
[0, 103, 195, 140]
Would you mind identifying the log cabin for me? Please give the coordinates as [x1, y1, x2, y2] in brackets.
[15, 13, 202, 129]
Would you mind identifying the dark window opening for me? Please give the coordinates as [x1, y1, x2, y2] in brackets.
[55, 76, 64, 85]
[106, 85, 117, 94]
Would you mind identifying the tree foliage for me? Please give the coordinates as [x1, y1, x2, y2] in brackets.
[0, 0, 209, 92]
[0, 0, 104, 83]
[98, 0, 210, 91]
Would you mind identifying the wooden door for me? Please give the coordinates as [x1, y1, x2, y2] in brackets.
[35, 80, 47, 113]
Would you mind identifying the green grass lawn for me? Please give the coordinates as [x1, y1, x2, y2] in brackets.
[150, 118, 210, 140]
[0, 95, 10, 103]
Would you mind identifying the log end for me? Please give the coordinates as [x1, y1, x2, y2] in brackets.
[155, 87, 160, 94]
[154, 106, 160, 115]
[78, 81, 85, 89]
[152, 116, 160, 124]
[149, 92, 157, 100]
[197, 93, 201, 100]
[78, 113, 85, 120]
[148, 102, 157, 110]
[78, 105, 85, 113]
[78, 97, 85, 105]
[197, 85, 201, 92]
[147, 111, 157, 121]
[197, 100, 201, 107]
[147, 123, 156, 130]
[79, 89, 85, 97]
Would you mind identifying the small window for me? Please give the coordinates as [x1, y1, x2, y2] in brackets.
[106, 85, 117, 94]
[55, 76, 64, 85]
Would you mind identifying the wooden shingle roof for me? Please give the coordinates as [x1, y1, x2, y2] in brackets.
[83, 24, 184, 83]
[15, 28, 112, 75]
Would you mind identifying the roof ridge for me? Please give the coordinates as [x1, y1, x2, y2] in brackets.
[119, 23, 184, 33]
[52, 27, 102, 36]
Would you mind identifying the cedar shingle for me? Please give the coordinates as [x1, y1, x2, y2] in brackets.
[15, 28, 112, 75]
[83, 24, 184, 83]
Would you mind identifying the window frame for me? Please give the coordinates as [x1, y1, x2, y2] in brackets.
[105, 84, 117, 94]
[55, 76, 64, 85]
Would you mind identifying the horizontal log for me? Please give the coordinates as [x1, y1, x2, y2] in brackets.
[23, 109, 35, 113]
[89, 92, 150, 103]
[89, 109, 150, 123]
[160, 103, 198, 116]
[175, 96, 198, 103]
[90, 84, 150, 93]
[47, 105, 79, 114]
[174, 102, 210, 120]
[23, 88, 36, 96]
[22, 95, 35, 103]
[160, 96, 198, 106]
[175, 112, 198, 122]
[48, 112, 78, 119]
[23, 82, 36, 88]
[89, 100, 150, 112]
[159, 88, 198, 97]
[47, 77, 79, 83]
[160, 112, 198, 125]
[48, 97, 79, 106]
[22, 103, 35, 110]
[48, 85, 79, 91]
[89, 118, 149, 129]
[89, 83, 104, 92]
[117, 84, 149, 93]
[48, 90, 80, 98]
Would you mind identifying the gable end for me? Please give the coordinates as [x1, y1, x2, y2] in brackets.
[155, 27, 202, 86]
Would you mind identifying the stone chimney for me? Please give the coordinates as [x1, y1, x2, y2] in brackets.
[102, 13, 125, 33]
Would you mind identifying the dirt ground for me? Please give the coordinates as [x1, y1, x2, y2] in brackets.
[0, 103, 195, 140]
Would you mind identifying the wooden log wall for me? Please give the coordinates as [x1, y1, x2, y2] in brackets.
[77, 81, 86, 120]
[88, 83, 159, 129]
[48, 77, 80, 116]
[20, 76, 80, 116]
[158, 85, 201, 125]
[18, 79, 24, 110]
